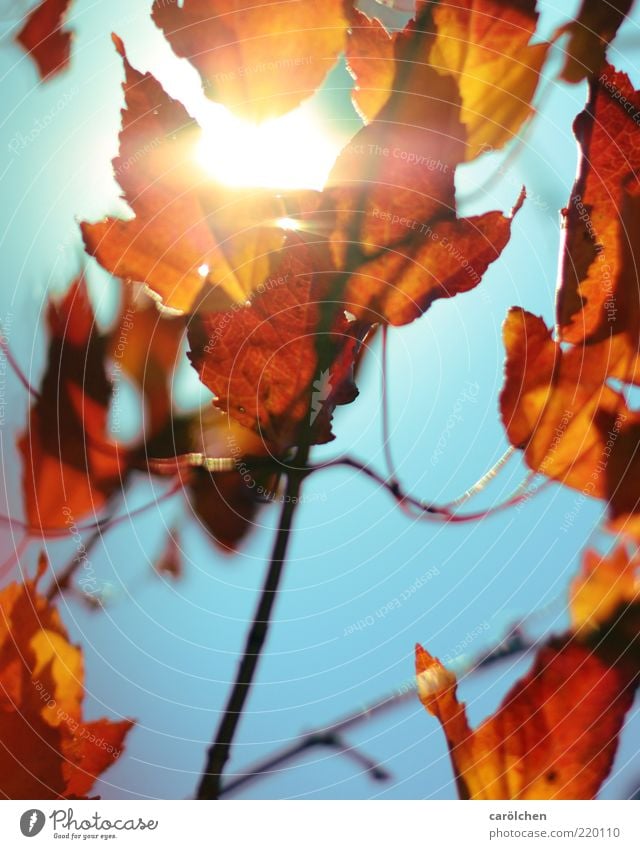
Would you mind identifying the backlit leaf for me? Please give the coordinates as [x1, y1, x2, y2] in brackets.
[429, 0, 548, 159]
[557, 66, 640, 345]
[188, 238, 367, 450]
[18, 277, 126, 530]
[570, 545, 639, 633]
[82, 36, 287, 313]
[500, 307, 640, 531]
[0, 558, 133, 799]
[416, 600, 640, 798]
[151, 0, 351, 121]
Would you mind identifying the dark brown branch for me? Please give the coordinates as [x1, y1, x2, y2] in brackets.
[218, 627, 535, 798]
[311, 456, 544, 522]
[196, 442, 310, 800]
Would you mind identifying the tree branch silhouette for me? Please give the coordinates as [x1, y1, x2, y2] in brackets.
[196, 441, 310, 800]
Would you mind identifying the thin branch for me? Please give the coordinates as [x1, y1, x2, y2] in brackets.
[196, 442, 310, 800]
[218, 626, 535, 798]
[380, 325, 398, 485]
[0, 479, 183, 539]
[46, 525, 104, 601]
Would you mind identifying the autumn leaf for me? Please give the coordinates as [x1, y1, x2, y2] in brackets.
[325, 4, 524, 325]
[151, 0, 351, 121]
[0, 557, 133, 799]
[429, 0, 548, 160]
[346, 2, 547, 159]
[16, 0, 73, 80]
[186, 409, 278, 551]
[109, 290, 186, 438]
[188, 238, 368, 450]
[81, 35, 288, 314]
[147, 408, 277, 551]
[18, 277, 126, 530]
[416, 599, 640, 798]
[500, 307, 640, 531]
[570, 545, 639, 634]
[556, 0, 633, 83]
[501, 69, 640, 533]
[557, 65, 640, 345]
[331, 0, 464, 266]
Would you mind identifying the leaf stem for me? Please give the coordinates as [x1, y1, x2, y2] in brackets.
[196, 442, 309, 800]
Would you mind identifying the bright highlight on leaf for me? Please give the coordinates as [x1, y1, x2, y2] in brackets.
[195, 104, 344, 190]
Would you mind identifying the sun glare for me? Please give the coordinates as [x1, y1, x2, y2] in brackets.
[196, 103, 343, 191]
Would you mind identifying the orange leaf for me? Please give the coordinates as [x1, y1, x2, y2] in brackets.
[16, 0, 73, 80]
[500, 307, 640, 528]
[570, 545, 640, 634]
[188, 238, 367, 450]
[346, 2, 547, 160]
[340, 197, 523, 326]
[151, 0, 350, 121]
[154, 529, 183, 580]
[416, 602, 640, 799]
[18, 277, 126, 530]
[327, 5, 464, 270]
[110, 291, 186, 438]
[0, 558, 133, 799]
[556, 0, 633, 83]
[82, 36, 287, 313]
[325, 4, 522, 325]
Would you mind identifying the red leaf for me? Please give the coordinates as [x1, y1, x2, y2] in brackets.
[558, 65, 640, 344]
[325, 4, 523, 325]
[18, 277, 126, 530]
[417, 600, 640, 799]
[188, 238, 367, 450]
[81, 36, 287, 313]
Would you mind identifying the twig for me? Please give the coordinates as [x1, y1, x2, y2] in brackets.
[0, 535, 29, 582]
[0, 479, 183, 539]
[218, 627, 535, 798]
[444, 447, 517, 509]
[46, 525, 103, 601]
[380, 325, 398, 486]
[196, 442, 310, 800]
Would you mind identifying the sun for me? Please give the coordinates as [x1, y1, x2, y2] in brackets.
[195, 102, 343, 191]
